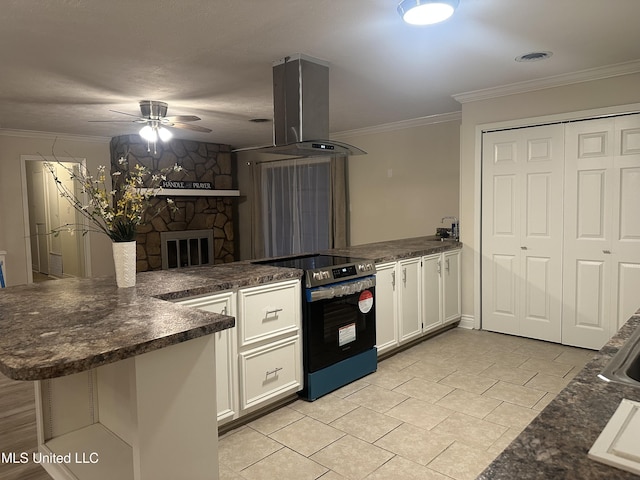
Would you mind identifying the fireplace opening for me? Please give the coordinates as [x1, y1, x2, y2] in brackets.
[161, 230, 214, 269]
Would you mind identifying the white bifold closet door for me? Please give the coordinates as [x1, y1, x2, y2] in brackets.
[562, 114, 640, 349]
[481, 124, 564, 343]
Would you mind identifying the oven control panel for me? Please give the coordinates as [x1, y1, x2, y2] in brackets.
[307, 261, 376, 287]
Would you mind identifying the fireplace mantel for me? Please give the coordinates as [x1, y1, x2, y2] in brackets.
[139, 188, 240, 197]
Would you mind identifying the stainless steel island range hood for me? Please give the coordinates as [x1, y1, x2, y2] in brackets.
[234, 54, 366, 157]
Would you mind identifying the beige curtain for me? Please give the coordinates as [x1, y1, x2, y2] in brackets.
[251, 155, 348, 258]
[330, 155, 348, 249]
[250, 160, 265, 259]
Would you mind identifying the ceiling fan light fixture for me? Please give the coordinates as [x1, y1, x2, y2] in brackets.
[158, 126, 172, 142]
[139, 125, 157, 142]
[398, 0, 459, 25]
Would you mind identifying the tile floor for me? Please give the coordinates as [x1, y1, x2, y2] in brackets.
[218, 327, 595, 480]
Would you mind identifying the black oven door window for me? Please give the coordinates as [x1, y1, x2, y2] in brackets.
[304, 287, 376, 373]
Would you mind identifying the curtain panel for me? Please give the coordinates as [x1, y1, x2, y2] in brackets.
[251, 156, 347, 259]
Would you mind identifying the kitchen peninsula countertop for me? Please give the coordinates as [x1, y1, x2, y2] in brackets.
[325, 235, 461, 263]
[0, 236, 453, 382]
[0, 263, 300, 381]
[479, 313, 640, 480]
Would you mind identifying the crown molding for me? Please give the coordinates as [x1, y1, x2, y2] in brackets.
[453, 60, 640, 104]
[331, 111, 461, 139]
[0, 128, 111, 144]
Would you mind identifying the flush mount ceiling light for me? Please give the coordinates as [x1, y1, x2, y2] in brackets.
[397, 0, 459, 25]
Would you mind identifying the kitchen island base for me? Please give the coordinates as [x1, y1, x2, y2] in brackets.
[35, 334, 219, 480]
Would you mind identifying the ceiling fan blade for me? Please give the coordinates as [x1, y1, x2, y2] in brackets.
[108, 109, 144, 118]
[171, 123, 212, 133]
[164, 115, 201, 122]
[88, 119, 147, 124]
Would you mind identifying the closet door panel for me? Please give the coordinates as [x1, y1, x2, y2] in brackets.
[563, 119, 615, 348]
[482, 124, 563, 341]
[611, 115, 640, 333]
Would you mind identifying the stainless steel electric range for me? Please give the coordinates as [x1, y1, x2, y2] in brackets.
[254, 254, 377, 400]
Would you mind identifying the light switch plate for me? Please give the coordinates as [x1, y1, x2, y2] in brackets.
[589, 398, 640, 475]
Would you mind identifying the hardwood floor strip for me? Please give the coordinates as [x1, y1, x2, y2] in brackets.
[0, 373, 50, 479]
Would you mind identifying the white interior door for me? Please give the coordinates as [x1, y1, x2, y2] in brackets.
[562, 114, 640, 349]
[482, 124, 564, 342]
[611, 115, 640, 332]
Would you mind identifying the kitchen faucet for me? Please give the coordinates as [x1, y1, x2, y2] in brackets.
[441, 216, 459, 241]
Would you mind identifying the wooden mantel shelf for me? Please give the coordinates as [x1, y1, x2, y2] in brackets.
[140, 188, 240, 197]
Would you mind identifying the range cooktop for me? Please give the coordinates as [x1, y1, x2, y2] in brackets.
[253, 254, 375, 288]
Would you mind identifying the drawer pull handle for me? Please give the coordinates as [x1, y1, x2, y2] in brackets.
[603, 250, 611, 254]
[266, 367, 283, 377]
[265, 308, 283, 316]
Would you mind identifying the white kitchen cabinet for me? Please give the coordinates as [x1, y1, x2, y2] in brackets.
[175, 291, 238, 426]
[422, 249, 462, 334]
[443, 249, 461, 323]
[374, 262, 399, 355]
[237, 280, 300, 347]
[178, 279, 302, 425]
[237, 279, 302, 415]
[398, 257, 423, 345]
[375, 250, 461, 357]
[239, 336, 301, 412]
[422, 253, 442, 332]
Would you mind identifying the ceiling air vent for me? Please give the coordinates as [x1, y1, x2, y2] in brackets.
[515, 51, 553, 62]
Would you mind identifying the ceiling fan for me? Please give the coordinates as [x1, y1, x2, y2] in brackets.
[91, 100, 212, 151]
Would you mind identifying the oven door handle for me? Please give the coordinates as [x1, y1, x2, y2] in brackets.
[306, 276, 376, 302]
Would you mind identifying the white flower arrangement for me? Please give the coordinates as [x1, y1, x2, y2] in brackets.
[46, 155, 182, 242]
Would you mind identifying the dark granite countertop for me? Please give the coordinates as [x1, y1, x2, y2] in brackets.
[324, 235, 461, 263]
[479, 313, 640, 480]
[0, 263, 301, 381]
[0, 236, 453, 382]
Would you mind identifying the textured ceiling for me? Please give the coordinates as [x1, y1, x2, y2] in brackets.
[1, 0, 640, 148]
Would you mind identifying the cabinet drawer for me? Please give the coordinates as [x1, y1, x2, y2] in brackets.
[239, 336, 301, 412]
[238, 280, 300, 346]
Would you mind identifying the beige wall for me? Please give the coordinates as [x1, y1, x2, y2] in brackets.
[459, 72, 640, 325]
[235, 119, 461, 259]
[339, 120, 461, 246]
[0, 133, 114, 286]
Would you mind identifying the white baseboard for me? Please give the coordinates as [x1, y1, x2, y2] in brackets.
[458, 315, 476, 330]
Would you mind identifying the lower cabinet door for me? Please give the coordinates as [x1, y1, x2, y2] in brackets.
[239, 335, 301, 413]
[374, 262, 398, 355]
[443, 250, 461, 324]
[422, 253, 442, 333]
[398, 257, 422, 344]
[175, 292, 238, 425]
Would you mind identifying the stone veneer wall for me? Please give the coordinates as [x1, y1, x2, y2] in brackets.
[110, 135, 236, 272]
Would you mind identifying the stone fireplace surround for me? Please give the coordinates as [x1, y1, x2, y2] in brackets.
[110, 135, 237, 272]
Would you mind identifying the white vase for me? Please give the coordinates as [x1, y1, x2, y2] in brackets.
[112, 241, 137, 288]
